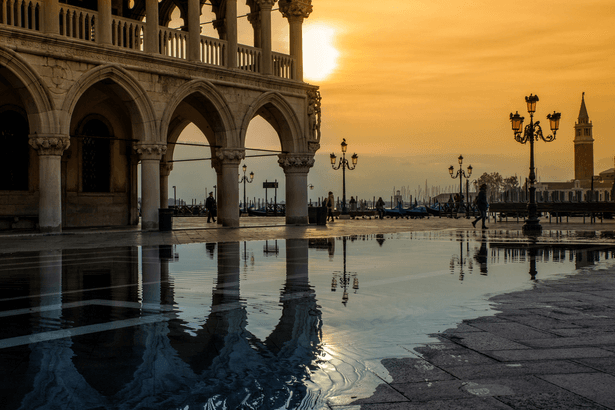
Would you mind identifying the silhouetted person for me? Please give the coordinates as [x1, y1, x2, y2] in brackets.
[376, 197, 385, 219]
[472, 184, 489, 229]
[206, 191, 216, 223]
[326, 191, 335, 222]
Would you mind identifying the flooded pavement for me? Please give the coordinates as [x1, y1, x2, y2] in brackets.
[1, 230, 615, 409]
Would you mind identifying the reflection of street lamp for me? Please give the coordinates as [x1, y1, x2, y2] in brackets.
[308, 184, 314, 206]
[448, 155, 472, 217]
[510, 94, 560, 233]
[238, 164, 254, 213]
[449, 233, 472, 281]
[331, 237, 358, 306]
[330, 139, 358, 217]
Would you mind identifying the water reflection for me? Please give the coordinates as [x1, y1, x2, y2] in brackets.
[0, 241, 322, 409]
[2, 232, 615, 409]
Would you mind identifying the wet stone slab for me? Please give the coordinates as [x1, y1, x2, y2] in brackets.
[379, 357, 456, 383]
[539, 373, 615, 409]
[444, 360, 597, 380]
[487, 347, 615, 362]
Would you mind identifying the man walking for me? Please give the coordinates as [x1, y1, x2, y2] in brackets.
[205, 192, 216, 223]
[472, 184, 489, 229]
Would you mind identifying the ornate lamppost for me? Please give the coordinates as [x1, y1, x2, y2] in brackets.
[238, 164, 254, 213]
[331, 236, 359, 306]
[330, 139, 358, 218]
[448, 155, 472, 217]
[510, 94, 561, 233]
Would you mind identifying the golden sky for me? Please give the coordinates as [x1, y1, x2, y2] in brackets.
[170, 0, 615, 203]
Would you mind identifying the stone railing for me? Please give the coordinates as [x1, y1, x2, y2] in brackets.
[59, 5, 96, 42]
[200, 36, 225, 67]
[0, 7, 295, 80]
[237, 44, 261, 74]
[272, 52, 294, 79]
[159, 26, 187, 59]
[0, 0, 42, 30]
[112, 15, 144, 51]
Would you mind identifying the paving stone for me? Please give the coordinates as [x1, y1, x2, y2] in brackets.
[522, 334, 615, 348]
[467, 322, 556, 340]
[446, 360, 596, 380]
[390, 379, 473, 402]
[496, 389, 610, 409]
[488, 347, 614, 362]
[414, 347, 497, 367]
[539, 373, 615, 408]
[380, 357, 456, 383]
[572, 357, 615, 376]
[442, 331, 531, 351]
[332, 397, 514, 409]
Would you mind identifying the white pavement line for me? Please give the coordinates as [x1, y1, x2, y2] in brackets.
[0, 314, 171, 349]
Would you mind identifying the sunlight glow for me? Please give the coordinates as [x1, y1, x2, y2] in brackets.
[303, 24, 339, 82]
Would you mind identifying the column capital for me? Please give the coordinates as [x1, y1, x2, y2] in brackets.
[216, 148, 245, 163]
[29, 134, 70, 156]
[278, 153, 314, 173]
[257, 0, 276, 9]
[279, 0, 312, 19]
[160, 162, 173, 177]
[133, 143, 167, 160]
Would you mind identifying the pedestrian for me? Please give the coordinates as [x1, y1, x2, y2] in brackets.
[472, 184, 489, 229]
[349, 196, 357, 212]
[326, 191, 335, 222]
[205, 191, 216, 223]
[376, 197, 385, 219]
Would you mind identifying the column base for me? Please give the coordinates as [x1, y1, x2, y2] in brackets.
[339, 214, 351, 220]
[286, 215, 309, 225]
[39, 225, 62, 234]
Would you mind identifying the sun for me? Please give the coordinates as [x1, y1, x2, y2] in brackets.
[303, 23, 340, 82]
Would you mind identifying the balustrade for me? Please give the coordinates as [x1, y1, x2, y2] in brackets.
[159, 26, 187, 59]
[237, 44, 261, 74]
[59, 5, 95, 42]
[200, 36, 225, 67]
[0, 6, 296, 80]
[272, 52, 294, 80]
[0, 0, 41, 30]
[112, 16, 144, 51]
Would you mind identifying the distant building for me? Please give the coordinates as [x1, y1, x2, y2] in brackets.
[534, 93, 614, 202]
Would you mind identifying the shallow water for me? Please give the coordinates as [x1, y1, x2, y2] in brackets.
[1, 231, 614, 409]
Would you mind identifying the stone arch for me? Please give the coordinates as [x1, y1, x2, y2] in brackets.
[160, 79, 237, 153]
[240, 92, 303, 154]
[0, 46, 55, 135]
[61, 64, 157, 142]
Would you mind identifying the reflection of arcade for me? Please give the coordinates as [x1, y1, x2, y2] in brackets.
[331, 237, 359, 305]
[2, 241, 322, 409]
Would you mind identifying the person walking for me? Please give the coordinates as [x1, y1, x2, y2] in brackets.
[326, 191, 335, 222]
[376, 197, 385, 219]
[205, 191, 216, 223]
[472, 184, 489, 229]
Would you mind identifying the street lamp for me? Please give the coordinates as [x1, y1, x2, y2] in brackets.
[448, 155, 472, 217]
[172, 185, 176, 207]
[331, 237, 359, 306]
[330, 138, 358, 217]
[238, 164, 254, 213]
[510, 94, 561, 233]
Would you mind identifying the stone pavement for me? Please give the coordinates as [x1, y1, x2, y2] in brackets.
[1, 215, 615, 409]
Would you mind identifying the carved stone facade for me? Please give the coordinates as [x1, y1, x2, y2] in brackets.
[0, 0, 320, 231]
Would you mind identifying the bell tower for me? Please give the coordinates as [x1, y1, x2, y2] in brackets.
[574, 92, 594, 181]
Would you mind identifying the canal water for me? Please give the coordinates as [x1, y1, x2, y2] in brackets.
[1, 231, 614, 409]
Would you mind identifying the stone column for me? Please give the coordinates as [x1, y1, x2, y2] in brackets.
[159, 162, 173, 209]
[214, 149, 244, 227]
[97, 0, 112, 45]
[145, 0, 159, 54]
[278, 153, 314, 225]
[226, 0, 238, 69]
[279, 0, 312, 81]
[188, 0, 201, 61]
[258, 0, 275, 75]
[29, 135, 70, 233]
[134, 143, 167, 230]
[44, 0, 59, 35]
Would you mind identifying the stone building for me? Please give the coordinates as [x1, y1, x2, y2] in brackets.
[0, 0, 321, 232]
[534, 93, 614, 202]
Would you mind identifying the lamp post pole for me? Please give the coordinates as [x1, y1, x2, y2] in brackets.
[510, 94, 561, 233]
[238, 164, 254, 213]
[448, 155, 472, 218]
[330, 139, 358, 218]
[172, 185, 176, 207]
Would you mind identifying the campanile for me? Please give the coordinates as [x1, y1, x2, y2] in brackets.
[574, 93, 594, 181]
